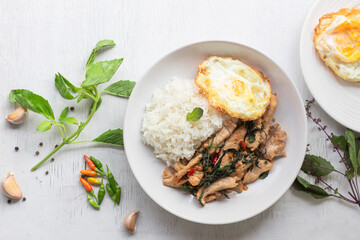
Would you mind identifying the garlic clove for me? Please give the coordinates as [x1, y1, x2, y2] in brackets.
[124, 210, 139, 233]
[1, 172, 23, 199]
[6, 106, 28, 124]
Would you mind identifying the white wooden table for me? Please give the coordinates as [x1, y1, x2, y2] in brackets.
[0, 0, 358, 239]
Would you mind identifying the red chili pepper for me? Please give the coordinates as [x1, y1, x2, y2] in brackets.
[80, 177, 92, 192]
[188, 168, 195, 176]
[80, 177, 98, 202]
[80, 170, 97, 177]
[84, 155, 96, 170]
[240, 141, 246, 151]
[212, 154, 218, 165]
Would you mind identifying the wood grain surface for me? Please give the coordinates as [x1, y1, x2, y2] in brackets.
[0, 0, 358, 239]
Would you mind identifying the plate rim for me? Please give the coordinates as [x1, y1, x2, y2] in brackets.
[299, 0, 360, 132]
[124, 40, 307, 225]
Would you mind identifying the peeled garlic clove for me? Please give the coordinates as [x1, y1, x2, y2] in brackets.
[124, 210, 139, 233]
[6, 106, 28, 124]
[1, 172, 23, 199]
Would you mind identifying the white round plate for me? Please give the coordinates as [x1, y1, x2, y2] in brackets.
[300, 0, 360, 132]
[124, 41, 307, 224]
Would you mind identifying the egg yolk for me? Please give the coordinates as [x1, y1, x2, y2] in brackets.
[232, 79, 245, 97]
[332, 20, 360, 62]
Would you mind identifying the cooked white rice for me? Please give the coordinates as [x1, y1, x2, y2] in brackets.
[142, 77, 225, 166]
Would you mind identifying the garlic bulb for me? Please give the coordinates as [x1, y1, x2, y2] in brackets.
[1, 172, 23, 199]
[124, 210, 139, 233]
[6, 106, 28, 124]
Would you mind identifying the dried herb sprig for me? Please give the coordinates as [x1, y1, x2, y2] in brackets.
[293, 99, 360, 207]
[9, 40, 136, 171]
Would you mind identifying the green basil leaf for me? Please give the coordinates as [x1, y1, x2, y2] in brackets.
[37, 120, 53, 132]
[332, 134, 353, 169]
[59, 107, 69, 120]
[248, 134, 255, 143]
[301, 154, 335, 176]
[9, 89, 55, 120]
[9, 90, 16, 103]
[60, 117, 78, 125]
[58, 73, 80, 93]
[346, 170, 354, 179]
[186, 107, 203, 122]
[59, 107, 78, 125]
[86, 40, 116, 68]
[103, 80, 136, 98]
[55, 74, 75, 100]
[346, 129, 357, 176]
[293, 176, 330, 199]
[82, 59, 123, 87]
[259, 171, 269, 179]
[332, 135, 347, 152]
[92, 129, 123, 146]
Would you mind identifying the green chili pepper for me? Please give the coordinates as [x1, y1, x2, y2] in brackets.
[106, 183, 116, 201]
[87, 193, 100, 210]
[97, 180, 106, 205]
[107, 165, 117, 192]
[90, 156, 105, 173]
[115, 185, 121, 205]
[90, 189, 98, 203]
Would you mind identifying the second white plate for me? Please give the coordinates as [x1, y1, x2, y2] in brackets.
[300, 0, 360, 132]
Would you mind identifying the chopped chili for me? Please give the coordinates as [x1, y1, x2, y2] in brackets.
[212, 154, 218, 165]
[188, 168, 195, 176]
[240, 141, 246, 151]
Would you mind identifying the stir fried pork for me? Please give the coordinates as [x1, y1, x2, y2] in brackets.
[232, 161, 252, 180]
[243, 160, 273, 184]
[171, 119, 237, 183]
[163, 168, 187, 188]
[162, 93, 287, 205]
[245, 94, 278, 151]
[198, 176, 238, 205]
[263, 125, 287, 160]
[188, 164, 204, 186]
[219, 126, 247, 167]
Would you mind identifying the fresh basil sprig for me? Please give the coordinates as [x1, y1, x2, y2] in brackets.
[293, 99, 360, 207]
[9, 40, 135, 171]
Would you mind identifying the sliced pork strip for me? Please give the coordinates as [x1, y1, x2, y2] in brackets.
[234, 181, 244, 193]
[232, 161, 252, 180]
[219, 126, 247, 167]
[243, 160, 273, 185]
[163, 168, 187, 188]
[263, 124, 287, 160]
[196, 186, 205, 199]
[199, 176, 238, 205]
[204, 192, 222, 203]
[246, 94, 278, 151]
[172, 119, 237, 183]
[188, 164, 204, 186]
[208, 119, 237, 155]
[174, 161, 185, 172]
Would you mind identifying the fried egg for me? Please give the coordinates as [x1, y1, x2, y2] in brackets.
[195, 56, 271, 121]
[314, 8, 360, 82]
